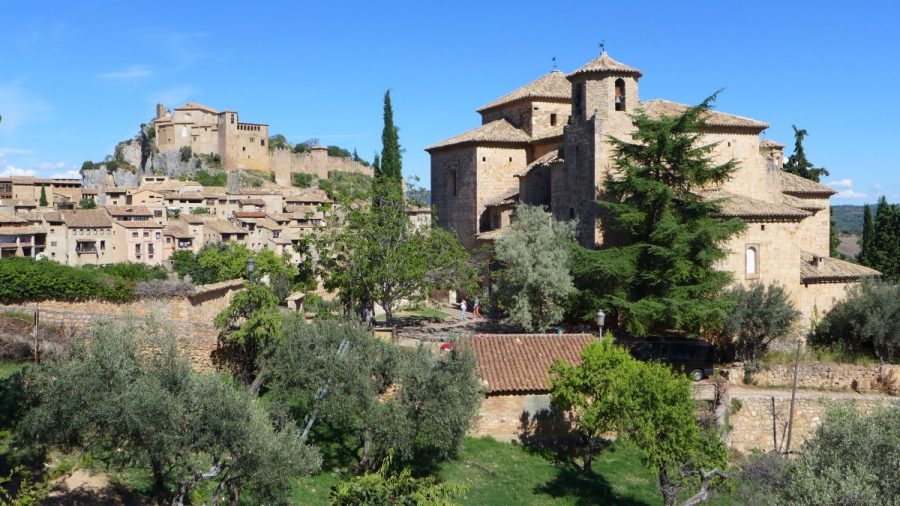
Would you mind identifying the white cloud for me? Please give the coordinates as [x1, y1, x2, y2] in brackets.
[0, 165, 37, 177]
[34, 161, 68, 171]
[826, 178, 854, 190]
[100, 65, 154, 80]
[872, 183, 883, 191]
[835, 189, 868, 199]
[49, 169, 81, 179]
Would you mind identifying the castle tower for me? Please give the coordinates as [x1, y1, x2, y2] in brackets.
[155, 102, 169, 119]
[558, 50, 642, 246]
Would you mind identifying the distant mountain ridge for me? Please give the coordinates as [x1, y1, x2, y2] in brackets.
[832, 205, 865, 234]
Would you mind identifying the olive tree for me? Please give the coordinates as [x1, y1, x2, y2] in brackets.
[722, 283, 800, 362]
[16, 319, 320, 504]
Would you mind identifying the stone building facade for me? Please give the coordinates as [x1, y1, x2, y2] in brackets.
[154, 102, 271, 172]
[429, 50, 879, 325]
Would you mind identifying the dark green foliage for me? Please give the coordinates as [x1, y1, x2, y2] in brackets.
[379, 90, 402, 181]
[87, 262, 168, 282]
[829, 208, 840, 258]
[38, 185, 47, 207]
[857, 197, 900, 281]
[319, 171, 372, 203]
[78, 196, 96, 209]
[179, 145, 192, 162]
[213, 283, 282, 383]
[266, 319, 481, 473]
[184, 170, 227, 186]
[327, 145, 352, 158]
[292, 138, 319, 154]
[721, 283, 800, 362]
[858, 204, 876, 265]
[351, 148, 370, 167]
[291, 172, 316, 188]
[0, 257, 164, 303]
[783, 125, 829, 182]
[570, 94, 745, 336]
[15, 320, 320, 503]
[774, 405, 900, 505]
[190, 206, 209, 214]
[831, 204, 865, 233]
[811, 280, 899, 363]
[331, 459, 465, 505]
[80, 160, 95, 172]
[171, 243, 296, 289]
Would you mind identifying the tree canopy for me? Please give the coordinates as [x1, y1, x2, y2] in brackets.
[570, 94, 745, 336]
[721, 283, 800, 362]
[783, 125, 829, 182]
[857, 196, 900, 281]
[16, 319, 320, 504]
[494, 203, 576, 332]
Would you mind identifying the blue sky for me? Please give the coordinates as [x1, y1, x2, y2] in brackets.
[1, 0, 897, 204]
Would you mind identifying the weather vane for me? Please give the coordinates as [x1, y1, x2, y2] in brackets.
[599, 39, 606, 53]
[552, 56, 558, 70]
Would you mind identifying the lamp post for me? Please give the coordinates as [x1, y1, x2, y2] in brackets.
[595, 309, 606, 337]
[247, 256, 256, 284]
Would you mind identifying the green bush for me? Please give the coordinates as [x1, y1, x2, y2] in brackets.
[0, 258, 131, 303]
[290, 172, 316, 188]
[190, 207, 209, 215]
[188, 170, 227, 187]
[319, 171, 372, 203]
[179, 145, 193, 162]
[811, 281, 900, 363]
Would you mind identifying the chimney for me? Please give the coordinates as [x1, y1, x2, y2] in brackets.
[812, 255, 826, 270]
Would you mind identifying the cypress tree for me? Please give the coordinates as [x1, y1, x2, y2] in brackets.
[379, 90, 402, 183]
[858, 204, 875, 265]
[870, 197, 900, 281]
[39, 184, 48, 207]
[783, 125, 829, 182]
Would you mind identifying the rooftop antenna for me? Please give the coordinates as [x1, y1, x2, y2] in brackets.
[599, 39, 606, 53]
[552, 56, 558, 70]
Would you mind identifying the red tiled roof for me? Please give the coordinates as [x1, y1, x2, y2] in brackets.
[465, 333, 594, 394]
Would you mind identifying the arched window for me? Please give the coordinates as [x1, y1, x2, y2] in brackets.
[180, 126, 188, 138]
[615, 79, 626, 111]
[746, 246, 758, 275]
[231, 114, 235, 124]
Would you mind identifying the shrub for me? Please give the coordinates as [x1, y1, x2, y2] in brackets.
[189, 170, 227, 187]
[291, 172, 315, 188]
[190, 207, 209, 215]
[721, 283, 800, 362]
[78, 196, 96, 209]
[179, 145, 193, 162]
[811, 281, 900, 363]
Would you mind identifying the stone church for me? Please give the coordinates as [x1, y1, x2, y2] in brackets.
[427, 50, 878, 324]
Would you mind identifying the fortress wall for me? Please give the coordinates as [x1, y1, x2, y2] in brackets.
[272, 149, 374, 186]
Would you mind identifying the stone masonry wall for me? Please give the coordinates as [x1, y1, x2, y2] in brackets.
[726, 394, 899, 454]
[724, 363, 900, 393]
[272, 149, 373, 186]
[474, 393, 556, 441]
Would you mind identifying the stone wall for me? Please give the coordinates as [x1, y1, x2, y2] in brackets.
[725, 392, 899, 454]
[724, 362, 900, 393]
[0, 279, 243, 370]
[431, 147, 479, 248]
[473, 393, 556, 441]
[272, 148, 373, 186]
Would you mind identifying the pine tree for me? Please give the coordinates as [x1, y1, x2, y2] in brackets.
[783, 125, 829, 182]
[39, 184, 48, 207]
[858, 204, 875, 265]
[570, 94, 746, 336]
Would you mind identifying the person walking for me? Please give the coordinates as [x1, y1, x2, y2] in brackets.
[459, 299, 468, 321]
[473, 297, 481, 319]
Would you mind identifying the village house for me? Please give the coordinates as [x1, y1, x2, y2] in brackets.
[0, 215, 46, 258]
[428, 50, 879, 325]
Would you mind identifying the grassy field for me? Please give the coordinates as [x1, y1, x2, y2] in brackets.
[291, 437, 737, 505]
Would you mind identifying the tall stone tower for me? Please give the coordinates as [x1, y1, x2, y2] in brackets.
[557, 50, 642, 246]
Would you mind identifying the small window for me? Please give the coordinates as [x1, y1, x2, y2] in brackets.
[100, 240, 105, 250]
[135, 244, 141, 255]
[261, 139, 265, 146]
[231, 114, 235, 124]
[482, 157, 486, 162]
[450, 170, 458, 197]
[509, 157, 512, 162]
[761, 224, 766, 231]
[50, 241, 57, 246]
[615, 78, 626, 111]
[569, 208, 575, 220]
[550, 113, 557, 126]
[132, 231, 138, 238]
[143, 231, 150, 238]
[242, 146, 246, 152]
[746, 246, 758, 275]
[154, 210, 162, 217]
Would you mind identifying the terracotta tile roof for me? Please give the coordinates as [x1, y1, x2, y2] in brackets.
[485, 189, 519, 208]
[286, 192, 330, 204]
[426, 119, 531, 151]
[0, 226, 43, 235]
[240, 198, 266, 206]
[256, 218, 284, 231]
[205, 220, 246, 235]
[477, 70, 572, 113]
[233, 211, 267, 218]
[760, 139, 785, 149]
[114, 220, 164, 229]
[780, 171, 837, 195]
[640, 99, 769, 131]
[568, 51, 642, 78]
[782, 194, 826, 211]
[516, 150, 562, 177]
[465, 333, 595, 394]
[704, 190, 810, 219]
[529, 126, 566, 144]
[39, 212, 63, 223]
[104, 205, 153, 217]
[800, 251, 880, 283]
[60, 210, 113, 228]
[163, 223, 193, 239]
[174, 102, 218, 113]
[0, 215, 28, 225]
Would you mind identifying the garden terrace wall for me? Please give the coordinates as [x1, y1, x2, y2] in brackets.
[722, 363, 900, 393]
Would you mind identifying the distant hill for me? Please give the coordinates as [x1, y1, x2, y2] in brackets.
[832, 205, 865, 234]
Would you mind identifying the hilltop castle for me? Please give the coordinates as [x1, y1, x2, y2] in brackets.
[152, 102, 372, 182]
[427, 50, 878, 324]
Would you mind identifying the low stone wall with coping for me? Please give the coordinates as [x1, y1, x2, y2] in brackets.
[722, 362, 899, 394]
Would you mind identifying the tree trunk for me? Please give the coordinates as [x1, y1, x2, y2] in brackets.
[151, 458, 167, 503]
[248, 370, 266, 397]
[658, 467, 679, 506]
[228, 483, 240, 506]
[583, 445, 593, 475]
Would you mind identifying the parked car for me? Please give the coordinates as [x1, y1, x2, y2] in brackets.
[620, 338, 716, 381]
